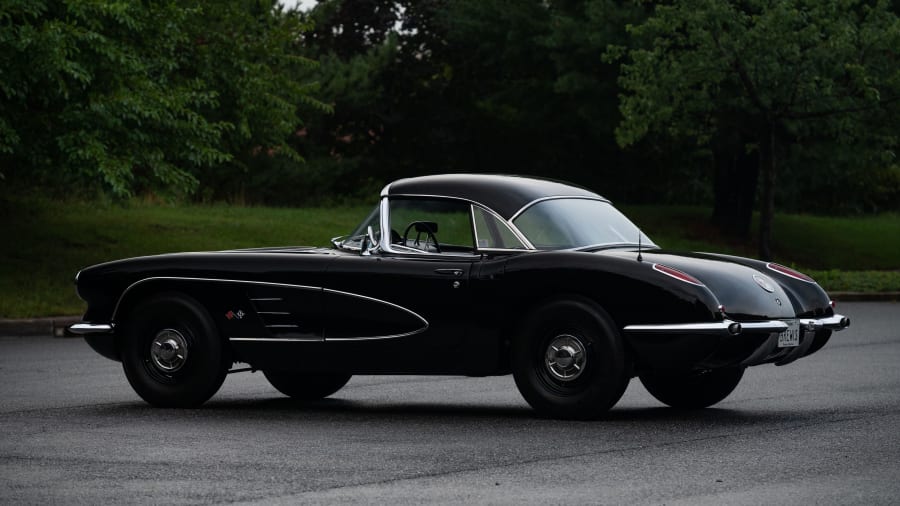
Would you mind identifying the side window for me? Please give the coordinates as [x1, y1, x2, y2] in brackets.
[389, 198, 475, 254]
[472, 206, 527, 250]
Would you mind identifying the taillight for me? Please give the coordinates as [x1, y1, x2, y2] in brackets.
[767, 262, 815, 283]
[652, 263, 705, 286]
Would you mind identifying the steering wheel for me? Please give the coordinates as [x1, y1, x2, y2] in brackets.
[402, 221, 441, 253]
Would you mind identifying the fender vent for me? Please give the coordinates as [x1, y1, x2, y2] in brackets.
[249, 297, 300, 336]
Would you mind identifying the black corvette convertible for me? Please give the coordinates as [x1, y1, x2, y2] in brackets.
[70, 174, 849, 419]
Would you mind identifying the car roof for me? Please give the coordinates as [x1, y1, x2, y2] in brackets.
[383, 174, 604, 220]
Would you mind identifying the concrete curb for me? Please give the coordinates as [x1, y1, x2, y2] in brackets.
[1, 292, 897, 337]
[0, 316, 82, 338]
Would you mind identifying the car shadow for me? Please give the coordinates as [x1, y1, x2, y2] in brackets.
[91, 396, 832, 429]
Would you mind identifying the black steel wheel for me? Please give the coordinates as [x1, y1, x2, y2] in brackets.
[639, 367, 744, 409]
[121, 293, 229, 408]
[263, 371, 352, 400]
[512, 298, 629, 420]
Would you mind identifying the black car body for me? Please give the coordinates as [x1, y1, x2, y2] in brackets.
[71, 174, 849, 419]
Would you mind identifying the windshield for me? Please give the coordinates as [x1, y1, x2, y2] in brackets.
[339, 204, 381, 250]
[512, 198, 656, 250]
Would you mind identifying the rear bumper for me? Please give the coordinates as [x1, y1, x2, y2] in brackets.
[798, 314, 850, 332]
[623, 314, 849, 371]
[623, 314, 849, 337]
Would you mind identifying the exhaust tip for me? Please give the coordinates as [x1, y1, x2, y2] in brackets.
[728, 322, 742, 335]
[841, 317, 850, 328]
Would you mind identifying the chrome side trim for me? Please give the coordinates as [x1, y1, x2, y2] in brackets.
[112, 277, 319, 321]
[623, 319, 789, 337]
[68, 322, 115, 335]
[230, 336, 322, 343]
[799, 314, 850, 331]
[330, 329, 429, 341]
[478, 248, 538, 254]
[111, 276, 429, 343]
[323, 287, 429, 341]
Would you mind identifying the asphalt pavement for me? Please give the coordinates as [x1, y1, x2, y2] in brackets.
[1, 301, 898, 504]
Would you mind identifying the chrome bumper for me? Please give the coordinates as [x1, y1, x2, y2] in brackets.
[68, 322, 115, 335]
[623, 314, 849, 337]
[798, 314, 850, 332]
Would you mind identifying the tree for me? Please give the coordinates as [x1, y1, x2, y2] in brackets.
[292, 0, 655, 204]
[608, 0, 900, 259]
[0, 0, 327, 199]
[181, 0, 331, 202]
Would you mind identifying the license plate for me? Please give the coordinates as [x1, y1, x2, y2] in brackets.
[778, 321, 800, 348]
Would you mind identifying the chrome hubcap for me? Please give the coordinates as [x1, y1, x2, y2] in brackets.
[545, 334, 586, 381]
[150, 329, 188, 373]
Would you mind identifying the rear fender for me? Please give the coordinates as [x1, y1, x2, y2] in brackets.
[695, 253, 833, 317]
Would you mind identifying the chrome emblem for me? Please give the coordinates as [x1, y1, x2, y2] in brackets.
[753, 274, 776, 293]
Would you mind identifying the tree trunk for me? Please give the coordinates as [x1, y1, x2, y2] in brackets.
[711, 134, 759, 238]
[758, 124, 777, 260]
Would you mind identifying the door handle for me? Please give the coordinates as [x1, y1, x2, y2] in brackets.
[434, 268, 464, 277]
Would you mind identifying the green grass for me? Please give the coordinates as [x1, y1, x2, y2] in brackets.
[0, 197, 370, 318]
[804, 269, 900, 293]
[1, 198, 897, 318]
[622, 205, 900, 270]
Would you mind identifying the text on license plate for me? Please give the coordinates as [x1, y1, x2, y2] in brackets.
[778, 322, 800, 348]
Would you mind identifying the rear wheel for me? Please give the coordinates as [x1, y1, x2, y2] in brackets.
[263, 371, 352, 400]
[512, 298, 629, 420]
[121, 293, 229, 408]
[639, 367, 744, 409]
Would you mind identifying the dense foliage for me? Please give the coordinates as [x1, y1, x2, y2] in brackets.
[608, 0, 900, 258]
[294, 0, 899, 222]
[0, 0, 327, 199]
[1, 0, 898, 248]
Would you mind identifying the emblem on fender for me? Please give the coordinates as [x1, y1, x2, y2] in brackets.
[225, 310, 245, 320]
[753, 274, 775, 293]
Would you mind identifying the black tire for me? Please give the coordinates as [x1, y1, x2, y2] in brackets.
[263, 371, 352, 400]
[639, 367, 744, 409]
[512, 298, 629, 420]
[121, 293, 229, 408]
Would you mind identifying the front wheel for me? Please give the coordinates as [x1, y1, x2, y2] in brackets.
[512, 298, 629, 420]
[639, 367, 744, 409]
[263, 371, 352, 400]
[121, 293, 229, 408]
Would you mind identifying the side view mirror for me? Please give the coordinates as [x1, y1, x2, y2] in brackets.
[360, 225, 379, 256]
